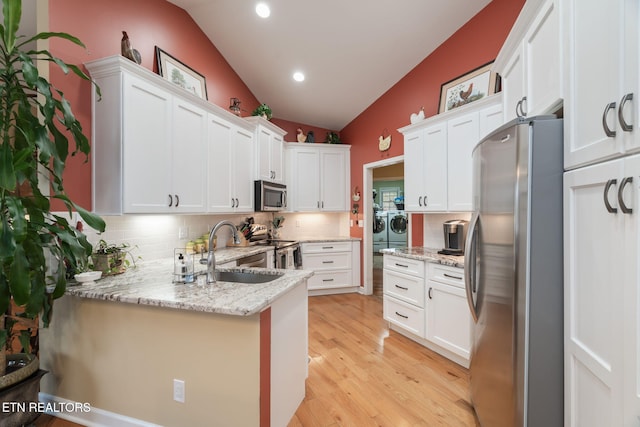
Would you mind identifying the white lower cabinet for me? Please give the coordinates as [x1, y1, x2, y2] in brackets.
[301, 241, 360, 295]
[425, 264, 470, 361]
[383, 254, 470, 367]
[564, 154, 640, 426]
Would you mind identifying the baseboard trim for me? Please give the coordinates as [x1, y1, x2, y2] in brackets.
[38, 393, 162, 427]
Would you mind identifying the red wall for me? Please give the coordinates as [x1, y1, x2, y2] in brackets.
[270, 118, 337, 143]
[341, 0, 525, 244]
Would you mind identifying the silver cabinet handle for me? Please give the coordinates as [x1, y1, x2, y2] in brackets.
[428, 287, 433, 299]
[395, 311, 409, 319]
[444, 273, 462, 280]
[322, 260, 334, 264]
[231, 198, 236, 208]
[235, 198, 239, 208]
[321, 201, 324, 208]
[619, 93, 634, 132]
[604, 179, 618, 213]
[394, 284, 408, 290]
[322, 278, 334, 282]
[424, 196, 428, 207]
[418, 196, 423, 207]
[516, 96, 528, 118]
[175, 194, 179, 207]
[395, 263, 409, 268]
[618, 176, 633, 214]
[317, 201, 320, 208]
[168, 194, 173, 207]
[602, 102, 617, 137]
[464, 211, 479, 323]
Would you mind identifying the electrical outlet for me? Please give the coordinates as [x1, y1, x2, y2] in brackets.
[358, 220, 364, 228]
[178, 226, 189, 240]
[350, 219, 354, 227]
[173, 379, 185, 403]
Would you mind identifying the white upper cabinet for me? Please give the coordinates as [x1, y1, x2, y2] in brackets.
[563, 0, 639, 169]
[400, 94, 502, 213]
[285, 143, 350, 212]
[86, 55, 255, 215]
[206, 115, 255, 213]
[494, 0, 562, 122]
[246, 116, 286, 184]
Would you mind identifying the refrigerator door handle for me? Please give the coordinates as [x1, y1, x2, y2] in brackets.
[464, 211, 479, 322]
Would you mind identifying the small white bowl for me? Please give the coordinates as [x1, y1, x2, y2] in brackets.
[74, 271, 102, 284]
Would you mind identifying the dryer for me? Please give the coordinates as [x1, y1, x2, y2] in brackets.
[387, 210, 408, 249]
[373, 210, 388, 252]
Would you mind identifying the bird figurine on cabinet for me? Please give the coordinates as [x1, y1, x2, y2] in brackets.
[121, 31, 141, 64]
[410, 106, 425, 124]
[296, 128, 307, 143]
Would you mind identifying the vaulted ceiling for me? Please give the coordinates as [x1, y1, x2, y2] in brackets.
[167, 0, 492, 130]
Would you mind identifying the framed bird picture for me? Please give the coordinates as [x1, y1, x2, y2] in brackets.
[438, 61, 497, 113]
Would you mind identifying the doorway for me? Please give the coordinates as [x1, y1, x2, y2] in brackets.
[362, 155, 405, 296]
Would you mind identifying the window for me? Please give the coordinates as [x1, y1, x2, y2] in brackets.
[380, 187, 400, 210]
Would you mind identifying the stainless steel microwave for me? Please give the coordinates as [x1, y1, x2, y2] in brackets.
[254, 180, 287, 211]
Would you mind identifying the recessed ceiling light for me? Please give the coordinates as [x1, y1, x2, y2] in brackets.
[293, 71, 305, 82]
[256, 3, 270, 18]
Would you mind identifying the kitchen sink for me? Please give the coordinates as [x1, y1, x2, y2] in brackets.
[213, 270, 284, 284]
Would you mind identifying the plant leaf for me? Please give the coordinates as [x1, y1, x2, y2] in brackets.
[2, 0, 20, 53]
[76, 205, 106, 233]
[9, 245, 30, 305]
[0, 142, 16, 191]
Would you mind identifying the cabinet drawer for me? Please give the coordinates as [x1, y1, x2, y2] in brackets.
[384, 255, 425, 277]
[383, 270, 425, 308]
[303, 252, 351, 270]
[383, 296, 425, 337]
[428, 263, 464, 289]
[302, 241, 352, 253]
[307, 270, 352, 290]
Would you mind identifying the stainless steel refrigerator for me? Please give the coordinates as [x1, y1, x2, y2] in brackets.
[464, 116, 564, 427]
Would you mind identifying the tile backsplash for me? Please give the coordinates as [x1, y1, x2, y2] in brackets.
[67, 211, 350, 262]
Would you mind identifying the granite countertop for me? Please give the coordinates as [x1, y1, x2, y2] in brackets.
[67, 245, 313, 316]
[380, 247, 465, 268]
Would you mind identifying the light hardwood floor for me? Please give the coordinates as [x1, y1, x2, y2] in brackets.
[35, 293, 478, 427]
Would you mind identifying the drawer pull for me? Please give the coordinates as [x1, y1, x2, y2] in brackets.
[322, 261, 334, 264]
[322, 246, 334, 249]
[394, 284, 409, 290]
[395, 311, 409, 319]
[395, 263, 409, 268]
[444, 273, 462, 280]
[322, 279, 334, 282]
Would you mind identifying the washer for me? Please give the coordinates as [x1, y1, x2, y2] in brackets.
[387, 210, 408, 249]
[373, 210, 388, 252]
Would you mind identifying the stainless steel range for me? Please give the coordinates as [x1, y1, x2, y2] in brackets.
[268, 240, 302, 270]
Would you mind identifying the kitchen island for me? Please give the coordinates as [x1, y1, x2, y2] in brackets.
[39, 246, 312, 427]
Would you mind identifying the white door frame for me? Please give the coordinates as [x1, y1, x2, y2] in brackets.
[361, 155, 405, 295]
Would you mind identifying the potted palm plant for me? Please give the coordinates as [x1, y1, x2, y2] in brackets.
[0, 0, 105, 406]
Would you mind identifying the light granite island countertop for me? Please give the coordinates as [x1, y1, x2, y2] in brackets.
[380, 246, 465, 269]
[40, 245, 312, 427]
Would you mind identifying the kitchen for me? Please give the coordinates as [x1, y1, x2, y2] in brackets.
[6, 0, 637, 426]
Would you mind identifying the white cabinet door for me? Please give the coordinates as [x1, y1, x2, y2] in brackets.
[403, 130, 425, 212]
[320, 149, 347, 211]
[422, 123, 448, 212]
[257, 127, 272, 182]
[563, 0, 629, 169]
[500, 45, 525, 122]
[564, 158, 626, 427]
[122, 73, 172, 213]
[271, 133, 284, 183]
[233, 127, 255, 212]
[447, 111, 478, 212]
[525, 0, 561, 118]
[426, 280, 471, 360]
[291, 148, 320, 211]
[479, 102, 504, 139]
[171, 97, 207, 212]
[207, 115, 234, 212]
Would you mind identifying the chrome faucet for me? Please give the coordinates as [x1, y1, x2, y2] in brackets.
[206, 220, 241, 283]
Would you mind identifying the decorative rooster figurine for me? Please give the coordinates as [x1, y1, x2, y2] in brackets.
[296, 128, 307, 143]
[121, 31, 140, 63]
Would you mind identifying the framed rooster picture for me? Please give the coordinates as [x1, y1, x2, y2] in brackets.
[438, 61, 497, 113]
